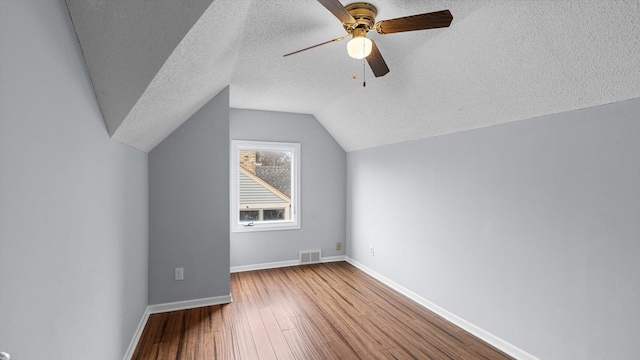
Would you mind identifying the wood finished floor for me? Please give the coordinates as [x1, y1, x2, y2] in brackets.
[132, 261, 514, 359]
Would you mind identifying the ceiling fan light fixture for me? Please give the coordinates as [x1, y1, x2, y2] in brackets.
[347, 29, 372, 59]
[285, 1, 453, 78]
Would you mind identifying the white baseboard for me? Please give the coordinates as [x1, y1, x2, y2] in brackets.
[230, 255, 347, 273]
[122, 294, 233, 360]
[321, 255, 346, 263]
[123, 307, 151, 360]
[231, 259, 299, 273]
[148, 294, 233, 314]
[345, 257, 539, 360]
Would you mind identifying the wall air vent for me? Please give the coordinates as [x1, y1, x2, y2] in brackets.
[299, 250, 321, 264]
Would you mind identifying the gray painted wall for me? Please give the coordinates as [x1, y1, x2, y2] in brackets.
[346, 99, 640, 359]
[148, 88, 230, 304]
[230, 110, 346, 266]
[0, 1, 148, 359]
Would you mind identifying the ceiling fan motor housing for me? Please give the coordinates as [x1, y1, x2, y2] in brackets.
[344, 2, 377, 32]
[287, 0, 452, 78]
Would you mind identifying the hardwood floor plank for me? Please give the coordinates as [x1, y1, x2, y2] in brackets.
[155, 341, 173, 360]
[281, 328, 310, 360]
[242, 300, 277, 360]
[212, 330, 233, 360]
[208, 305, 223, 333]
[364, 306, 448, 359]
[202, 306, 214, 334]
[147, 344, 160, 360]
[381, 346, 431, 360]
[283, 328, 338, 360]
[132, 262, 514, 360]
[163, 311, 184, 359]
[323, 339, 360, 360]
[203, 331, 215, 359]
[229, 301, 259, 359]
[288, 314, 335, 347]
[259, 307, 295, 360]
[411, 320, 511, 359]
[266, 293, 296, 331]
[257, 269, 285, 295]
[306, 298, 387, 359]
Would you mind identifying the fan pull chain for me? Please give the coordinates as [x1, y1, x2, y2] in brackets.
[363, 57, 366, 87]
[353, 58, 357, 79]
[362, 40, 366, 87]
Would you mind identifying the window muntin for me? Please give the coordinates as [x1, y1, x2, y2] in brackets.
[231, 140, 300, 232]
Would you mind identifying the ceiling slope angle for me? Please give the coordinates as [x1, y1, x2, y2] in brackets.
[66, 0, 640, 153]
[312, 0, 640, 151]
[110, 0, 252, 152]
[65, 0, 215, 141]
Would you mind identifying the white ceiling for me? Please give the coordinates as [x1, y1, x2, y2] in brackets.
[66, 0, 640, 153]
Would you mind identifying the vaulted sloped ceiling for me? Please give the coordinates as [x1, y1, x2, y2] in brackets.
[66, 0, 640, 153]
[65, 0, 215, 138]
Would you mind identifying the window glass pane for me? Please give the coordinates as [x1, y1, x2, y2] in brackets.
[239, 150, 291, 221]
[263, 209, 285, 221]
[239, 210, 259, 222]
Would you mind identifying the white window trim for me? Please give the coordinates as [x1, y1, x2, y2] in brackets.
[230, 140, 301, 233]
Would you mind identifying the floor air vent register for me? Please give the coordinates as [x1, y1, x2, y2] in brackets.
[299, 250, 321, 264]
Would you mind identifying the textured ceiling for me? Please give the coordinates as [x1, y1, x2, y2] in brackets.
[65, 0, 214, 136]
[67, 0, 640, 153]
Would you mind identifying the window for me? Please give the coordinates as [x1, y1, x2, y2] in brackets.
[230, 140, 300, 232]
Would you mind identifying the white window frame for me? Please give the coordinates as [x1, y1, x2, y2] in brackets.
[230, 140, 301, 233]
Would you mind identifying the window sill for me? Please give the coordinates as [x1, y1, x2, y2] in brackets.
[232, 222, 301, 233]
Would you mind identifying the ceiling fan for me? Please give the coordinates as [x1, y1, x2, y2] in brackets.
[284, 0, 453, 78]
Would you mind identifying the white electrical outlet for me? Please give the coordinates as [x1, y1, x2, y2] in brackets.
[175, 267, 184, 281]
[369, 246, 374, 256]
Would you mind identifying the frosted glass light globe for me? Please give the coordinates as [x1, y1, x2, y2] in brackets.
[347, 36, 372, 59]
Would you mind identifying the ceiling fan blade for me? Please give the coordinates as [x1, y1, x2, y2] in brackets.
[366, 40, 389, 77]
[375, 10, 453, 34]
[283, 35, 349, 57]
[317, 0, 356, 25]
